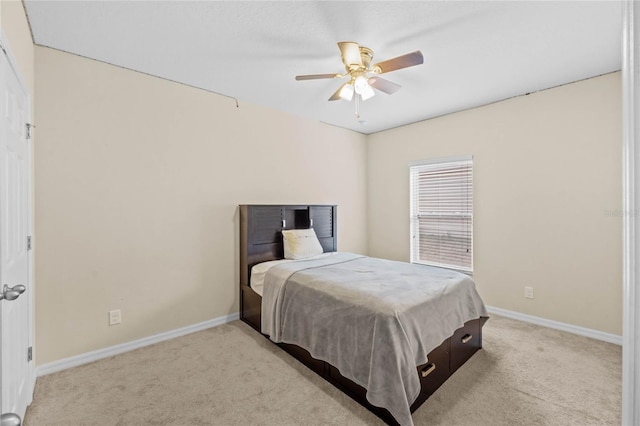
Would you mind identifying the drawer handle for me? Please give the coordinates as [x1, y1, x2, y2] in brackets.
[420, 363, 436, 378]
[461, 334, 473, 344]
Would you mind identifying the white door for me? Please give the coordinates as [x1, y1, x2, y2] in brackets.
[0, 37, 33, 423]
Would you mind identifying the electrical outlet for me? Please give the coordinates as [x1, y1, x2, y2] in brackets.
[109, 309, 121, 326]
[524, 286, 534, 299]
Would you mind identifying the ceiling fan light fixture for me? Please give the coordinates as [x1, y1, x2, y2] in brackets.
[354, 75, 375, 101]
[339, 83, 355, 101]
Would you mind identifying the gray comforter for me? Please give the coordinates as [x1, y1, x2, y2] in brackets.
[261, 253, 488, 426]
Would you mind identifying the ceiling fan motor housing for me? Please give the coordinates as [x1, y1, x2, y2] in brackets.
[359, 46, 374, 69]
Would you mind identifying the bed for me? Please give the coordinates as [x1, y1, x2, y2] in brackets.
[239, 204, 488, 425]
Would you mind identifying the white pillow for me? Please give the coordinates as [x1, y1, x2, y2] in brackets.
[282, 228, 324, 260]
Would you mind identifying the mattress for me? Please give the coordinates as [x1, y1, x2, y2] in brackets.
[249, 252, 337, 297]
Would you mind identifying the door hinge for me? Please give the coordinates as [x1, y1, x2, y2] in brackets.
[27, 346, 33, 362]
[26, 123, 35, 140]
[27, 236, 32, 251]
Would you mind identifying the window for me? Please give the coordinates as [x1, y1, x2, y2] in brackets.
[410, 156, 473, 272]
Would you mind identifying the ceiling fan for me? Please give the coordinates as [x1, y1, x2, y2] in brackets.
[296, 42, 424, 117]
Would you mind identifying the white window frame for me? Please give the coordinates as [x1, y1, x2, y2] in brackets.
[409, 155, 473, 273]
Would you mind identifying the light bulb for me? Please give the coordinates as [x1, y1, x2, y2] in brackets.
[360, 83, 375, 101]
[353, 76, 369, 94]
[339, 83, 354, 101]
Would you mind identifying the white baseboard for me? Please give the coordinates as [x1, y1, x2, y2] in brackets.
[36, 312, 240, 377]
[486, 305, 622, 346]
[36, 307, 621, 377]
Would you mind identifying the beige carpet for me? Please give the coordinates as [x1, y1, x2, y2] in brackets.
[24, 315, 621, 426]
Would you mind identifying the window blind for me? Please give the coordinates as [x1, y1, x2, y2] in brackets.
[410, 157, 473, 272]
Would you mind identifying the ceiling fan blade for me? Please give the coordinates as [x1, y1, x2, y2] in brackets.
[373, 51, 424, 74]
[368, 76, 401, 95]
[338, 42, 362, 67]
[328, 82, 350, 101]
[296, 73, 340, 81]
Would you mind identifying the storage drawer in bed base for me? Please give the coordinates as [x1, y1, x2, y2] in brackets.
[326, 334, 455, 425]
[241, 307, 486, 426]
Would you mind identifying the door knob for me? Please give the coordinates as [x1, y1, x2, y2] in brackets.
[0, 284, 25, 301]
[0, 413, 21, 426]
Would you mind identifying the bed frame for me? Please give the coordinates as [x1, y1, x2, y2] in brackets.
[239, 204, 486, 425]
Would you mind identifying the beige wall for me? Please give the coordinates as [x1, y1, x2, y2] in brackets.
[34, 46, 368, 365]
[367, 73, 622, 335]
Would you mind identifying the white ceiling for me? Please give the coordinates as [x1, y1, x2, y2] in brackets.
[24, 1, 622, 134]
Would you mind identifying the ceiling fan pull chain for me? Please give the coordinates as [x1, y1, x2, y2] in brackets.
[355, 94, 360, 118]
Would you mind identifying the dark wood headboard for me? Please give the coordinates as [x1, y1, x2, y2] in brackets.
[239, 204, 337, 330]
[239, 204, 337, 287]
